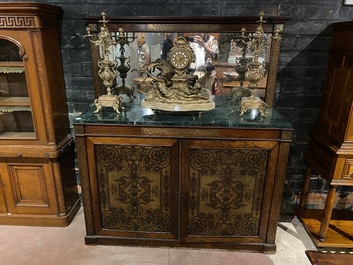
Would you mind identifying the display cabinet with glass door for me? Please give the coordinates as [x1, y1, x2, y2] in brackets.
[0, 2, 80, 226]
[0, 39, 34, 139]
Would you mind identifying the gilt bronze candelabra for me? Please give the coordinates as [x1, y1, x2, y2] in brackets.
[230, 40, 251, 103]
[238, 11, 269, 117]
[115, 28, 136, 102]
[85, 11, 123, 114]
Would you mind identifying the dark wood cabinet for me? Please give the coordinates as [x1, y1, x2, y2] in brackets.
[0, 3, 80, 226]
[297, 21, 353, 248]
[74, 98, 292, 253]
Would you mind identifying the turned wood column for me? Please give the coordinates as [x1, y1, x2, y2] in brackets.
[299, 165, 312, 209]
[318, 185, 337, 241]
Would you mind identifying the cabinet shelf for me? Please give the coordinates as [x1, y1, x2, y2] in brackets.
[0, 97, 30, 107]
[296, 209, 353, 248]
[0, 97, 31, 112]
[0, 106, 31, 112]
[0, 131, 36, 138]
[0, 63, 24, 74]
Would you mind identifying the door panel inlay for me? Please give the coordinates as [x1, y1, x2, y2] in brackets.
[95, 144, 173, 232]
[187, 148, 268, 236]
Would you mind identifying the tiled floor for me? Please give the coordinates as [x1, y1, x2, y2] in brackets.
[0, 208, 316, 265]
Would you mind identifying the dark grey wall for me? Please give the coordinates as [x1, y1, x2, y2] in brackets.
[3, 0, 353, 218]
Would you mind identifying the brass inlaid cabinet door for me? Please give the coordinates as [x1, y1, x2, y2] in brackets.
[85, 135, 281, 244]
[180, 139, 279, 243]
[86, 137, 180, 240]
[74, 120, 292, 252]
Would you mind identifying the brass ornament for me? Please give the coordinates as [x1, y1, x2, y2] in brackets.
[141, 36, 215, 113]
[237, 11, 276, 118]
[85, 11, 123, 114]
[141, 127, 219, 137]
[147, 23, 221, 32]
[114, 28, 136, 102]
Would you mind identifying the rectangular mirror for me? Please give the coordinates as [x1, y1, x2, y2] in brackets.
[84, 15, 289, 107]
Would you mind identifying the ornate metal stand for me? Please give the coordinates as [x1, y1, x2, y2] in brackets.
[85, 11, 123, 114]
[230, 40, 251, 102]
[238, 12, 269, 117]
[115, 28, 136, 102]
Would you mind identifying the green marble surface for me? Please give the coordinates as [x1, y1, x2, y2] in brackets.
[73, 95, 292, 129]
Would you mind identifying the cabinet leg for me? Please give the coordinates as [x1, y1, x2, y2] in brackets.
[299, 165, 312, 209]
[319, 185, 336, 242]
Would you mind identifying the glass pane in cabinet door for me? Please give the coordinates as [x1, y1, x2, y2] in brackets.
[0, 39, 35, 138]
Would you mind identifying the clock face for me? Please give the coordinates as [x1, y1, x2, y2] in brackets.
[170, 50, 189, 69]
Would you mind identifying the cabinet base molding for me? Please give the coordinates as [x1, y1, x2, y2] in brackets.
[84, 235, 276, 253]
[0, 199, 80, 227]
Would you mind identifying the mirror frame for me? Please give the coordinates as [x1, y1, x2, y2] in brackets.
[84, 15, 289, 107]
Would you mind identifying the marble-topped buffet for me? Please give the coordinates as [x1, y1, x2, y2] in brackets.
[73, 96, 292, 253]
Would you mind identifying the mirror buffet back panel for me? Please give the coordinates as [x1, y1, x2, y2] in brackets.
[84, 15, 289, 107]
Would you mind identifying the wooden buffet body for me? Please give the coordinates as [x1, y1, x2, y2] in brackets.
[74, 98, 292, 253]
[0, 3, 80, 226]
[297, 21, 353, 248]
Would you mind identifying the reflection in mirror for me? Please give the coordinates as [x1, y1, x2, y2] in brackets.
[84, 16, 289, 107]
[104, 31, 272, 97]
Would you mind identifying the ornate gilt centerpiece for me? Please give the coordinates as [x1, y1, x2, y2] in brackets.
[114, 28, 136, 102]
[238, 12, 270, 117]
[141, 36, 215, 112]
[230, 39, 251, 103]
[85, 11, 123, 114]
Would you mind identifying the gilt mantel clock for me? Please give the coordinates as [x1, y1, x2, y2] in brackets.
[141, 36, 215, 112]
[169, 37, 194, 70]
